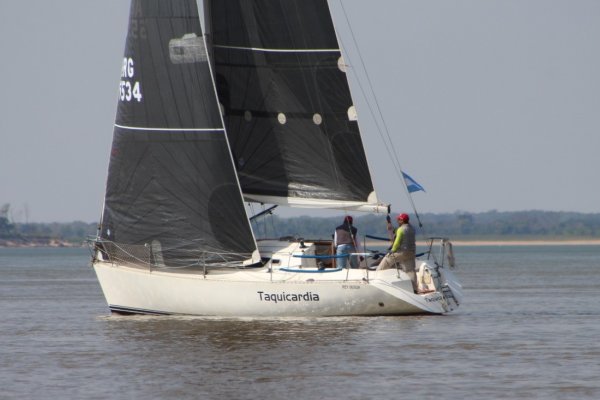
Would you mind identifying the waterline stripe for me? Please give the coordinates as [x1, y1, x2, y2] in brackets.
[213, 44, 340, 53]
[109, 305, 171, 315]
[115, 124, 224, 132]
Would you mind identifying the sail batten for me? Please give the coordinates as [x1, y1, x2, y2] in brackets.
[114, 124, 225, 132]
[212, 44, 341, 53]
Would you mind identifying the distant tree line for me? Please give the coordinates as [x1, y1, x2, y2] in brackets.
[14, 221, 98, 243]
[415, 210, 600, 239]
[2, 202, 600, 245]
[0, 203, 97, 244]
[250, 210, 600, 240]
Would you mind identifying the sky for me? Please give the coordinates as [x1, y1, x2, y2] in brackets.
[1, 0, 599, 223]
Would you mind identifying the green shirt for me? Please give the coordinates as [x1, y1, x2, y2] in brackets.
[391, 224, 416, 253]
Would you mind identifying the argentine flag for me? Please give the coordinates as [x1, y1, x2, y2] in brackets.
[402, 172, 425, 193]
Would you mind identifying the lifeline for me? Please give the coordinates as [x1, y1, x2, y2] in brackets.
[257, 291, 320, 303]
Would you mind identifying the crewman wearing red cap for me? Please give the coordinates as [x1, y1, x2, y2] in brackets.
[377, 213, 418, 293]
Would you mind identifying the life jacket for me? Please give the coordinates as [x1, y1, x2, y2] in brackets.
[335, 223, 357, 246]
[395, 224, 416, 253]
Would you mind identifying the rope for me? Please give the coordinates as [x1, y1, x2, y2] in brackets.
[337, 1, 424, 230]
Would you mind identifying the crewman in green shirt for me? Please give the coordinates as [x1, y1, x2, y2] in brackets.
[377, 213, 418, 293]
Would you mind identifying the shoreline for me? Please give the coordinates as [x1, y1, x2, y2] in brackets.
[448, 239, 600, 246]
[369, 239, 600, 247]
[0, 240, 83, 248]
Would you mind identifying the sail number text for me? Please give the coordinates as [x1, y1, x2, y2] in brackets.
[119, 57, 143, 102]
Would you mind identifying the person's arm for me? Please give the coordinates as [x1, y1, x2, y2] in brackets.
[391, 227, 403, 252]
[333, 230, 338, 247]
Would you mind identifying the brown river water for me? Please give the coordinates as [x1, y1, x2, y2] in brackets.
[1, 246, 599, 399]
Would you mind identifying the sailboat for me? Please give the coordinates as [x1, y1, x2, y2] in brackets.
[91, 0, 463, 316]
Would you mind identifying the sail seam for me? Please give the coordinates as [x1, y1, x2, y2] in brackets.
[114, 124, 224, 132]
[213, 44, 340, 53]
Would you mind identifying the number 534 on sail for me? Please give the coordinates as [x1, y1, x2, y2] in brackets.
[119, 80, 142, 102]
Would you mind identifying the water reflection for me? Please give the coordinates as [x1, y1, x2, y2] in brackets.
[100, 315, 380, 349]
[97, 314, 433, 368]
[96, 314, 433, 395]
[6, 247, 600, 399]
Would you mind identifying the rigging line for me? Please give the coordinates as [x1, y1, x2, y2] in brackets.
[333, 11, 398, 178]
[337, 2, 402, 175]
[336, 33, 402, 188]
[249, 202, 265, 239]
[329, 1, 389, 197]
[261, 204, 267, 238]
[269, 210, 276, 238]
[337, 1, 423, 227]
[336, 38, 395, 173]
[337, 1, 403, 181]
[248, 202, 256, 227]
[262, 204, 270, 237]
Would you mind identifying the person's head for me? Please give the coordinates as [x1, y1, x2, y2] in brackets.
[344, 215, 353, 225]
[397, 213, 409, 224]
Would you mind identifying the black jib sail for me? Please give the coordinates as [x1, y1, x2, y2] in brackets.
[100, 0, 259, 268]
[206, 0, 386, 212]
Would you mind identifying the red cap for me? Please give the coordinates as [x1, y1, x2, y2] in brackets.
[397, 213, 409, 223]
[344, 215, 353, 224]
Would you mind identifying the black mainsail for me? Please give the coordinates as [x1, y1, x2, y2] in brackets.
[100, 0, 259, 268]
[206, 0, 386, 212]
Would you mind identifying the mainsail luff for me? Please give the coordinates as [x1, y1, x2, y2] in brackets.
[207, 0, 385, 211]
[100, 0, 259, 268]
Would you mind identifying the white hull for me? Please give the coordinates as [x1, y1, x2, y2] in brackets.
[92, 240, 462, 317]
